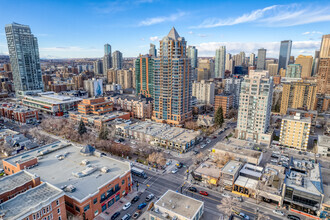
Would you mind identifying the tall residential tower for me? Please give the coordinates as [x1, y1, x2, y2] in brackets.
[256, 48, 266, 70]
[152, 27, 192, 125]
[215, 46, 226, 78]
[5, 23, 43, 97]
[103, 43, 112, 75]
[135, 54, 154, 98]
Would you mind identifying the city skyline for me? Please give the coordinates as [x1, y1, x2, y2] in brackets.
[0, 0, 329, 59]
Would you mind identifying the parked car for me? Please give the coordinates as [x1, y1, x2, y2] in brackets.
[221, 193, 231, 198]
[273, 210, 284, 216]
[287, 215, 300, 220]
[138, 202, 147, 210]
[132, 211, 141, 219]
[172, 168, 178, 174]
[206, 139, 211, 144]
[121, 214, 131, 220]
[188, 187, 197, 192]
[193, 150, 199, 155]
[200, 144, 207, 149]
[131, 195, 140, 204]
[239, 212, 250, 219]
[176, 162, 183, 168]
[166, 160, 172, 166]
[199, 191, 208, 196]
[111, 212, 120, 220]
[122, 202, 131, 210]
[212, 136, 217, 139]
[145, 194, 155, 202]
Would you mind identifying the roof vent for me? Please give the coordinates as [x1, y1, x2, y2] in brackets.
[101, 167, 109, 173]
[81, 159, 89, 165]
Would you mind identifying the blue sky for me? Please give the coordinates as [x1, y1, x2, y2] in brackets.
[0, 0, 329, 59]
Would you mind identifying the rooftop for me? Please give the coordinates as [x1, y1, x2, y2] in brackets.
[70, 111, 130, 122]
[154, 190, 203, 219]
[0, 182, 64, 220]
[213, 139, 262, 158]
[195, 161, 221, 179]
[234, 176, 258, 189]
[286, 160, 323, 196]
[0, 171, 37, 195]
[283, 113, 311, 123]
[3, 142, 130, 202]
[24, 92, 82, 105]
[221, 160, 243, 175]
[116, 121, 200, 145]
[0, 129, 19, 140]
[318, 135, 330, 147]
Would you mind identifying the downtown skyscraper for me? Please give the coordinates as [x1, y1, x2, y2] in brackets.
[103, 43, 112, 75]
[112, 50, 123, 70]
[215, 46, 226, 78]
[256, 48, 266, 70]
[152, 27, 192, 125]
[149, 43, 157, 57]
[278, 40, 292, 71]
[188, 46, 198, 69]
[5, 23, 43, 97]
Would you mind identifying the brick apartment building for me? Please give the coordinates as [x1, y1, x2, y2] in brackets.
[78, 97, 113, 115]
[214, 94, 233, 118]
[0, 103, 39, 124]
[2, 142, 132, 219]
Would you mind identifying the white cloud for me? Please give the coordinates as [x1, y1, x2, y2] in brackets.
[149, 36, 160, 41]
[188, 31, 194, 35]
[196, 41, 320, 57]
[138, 12, 186, 26]
[193, 4, 330, 28]
[302, 31, 323, 35]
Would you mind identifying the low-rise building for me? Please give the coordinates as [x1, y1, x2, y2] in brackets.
[109, 94, 153, 119]
[282, 158, 324, 217]
[317, 135, 330, 157]
[78, 97, 113, 115]
[0, 170, 40, 203]
[2, 142, 132, 220]
[22, 92, 82, 116]
[220, 160, 243, 190]
[149, 190, 204, 220]
[115, 121, 201, 152]
[70, 111, 130, 129]
[232, 164, 263, 197]
[0, 182, 66, 220]
[212, 139, 263, 165]
[0, 103, 39, 124]
[196, 115, 214, 127]
[280, 113, 311, 151]
[194, 160, 221, 185]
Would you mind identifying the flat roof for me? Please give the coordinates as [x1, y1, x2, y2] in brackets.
[0, 171, 37, 195]
[318, 135, 330, 148]
[24, 92, 82, 105]
[195, 161, 221, 178]
[283, 114, 311, 123]
[234, 176, 258, 189]
[221, 160, 243, 175]
[0, 129, 19, 139]
[213, 140, 262, 158]
[70, 111, 129, 122]
[4, 143, 130, 202]
[0, 182, 64, 220]
[155, 190, 203, 219]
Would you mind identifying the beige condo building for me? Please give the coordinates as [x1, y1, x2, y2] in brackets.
[295, 55, 313, 78]
[280, 113, 311, 150]
[320, 34, 330, 58]
[280, 80, 317, 115]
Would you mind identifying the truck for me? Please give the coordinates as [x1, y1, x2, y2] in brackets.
[131, 167, 147, 179]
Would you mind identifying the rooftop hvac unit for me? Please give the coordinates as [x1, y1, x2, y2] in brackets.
[81, 159, 89, 165]
[101, 167, 109, 173]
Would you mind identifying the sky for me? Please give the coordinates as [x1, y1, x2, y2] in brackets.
[0, 0, 330, 59]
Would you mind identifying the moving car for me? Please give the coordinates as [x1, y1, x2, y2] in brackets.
[199, 191, 208, 196]
[111, 212, 121, 220]
[172, 168, 178, 174]
[188, 186, 197, 192]
[287, 215, 300, 220]
[138, 202, 147, 210]
[273, 210, 284, 216]
[132, 211, 141, 219]
[131, 195, 140, 204]
[200, 144, 206, 149]
[239, 213, 250, 219]
[166, 160, 172, 166]
[122, 202, 131, 210]
[145, 194, 155, 202]
[121, 214, 131, 220]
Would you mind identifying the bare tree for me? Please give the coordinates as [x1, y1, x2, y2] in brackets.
[257, 212, 270, 220]
[194, 152, 205, 164]
[217, 197, 240, 219]
[213, 152, 234, 167]
[184, 120, 199, 130]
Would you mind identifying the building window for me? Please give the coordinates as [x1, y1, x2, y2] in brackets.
[75, 206, 80, 213]
[93, 198, 97, 204]
[57, 208, 60, 214]
[33, 215, 36, 220]
[84, 204, 90, 212]
[58, 217, 61, 220]
[94, 210, 99, 216]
